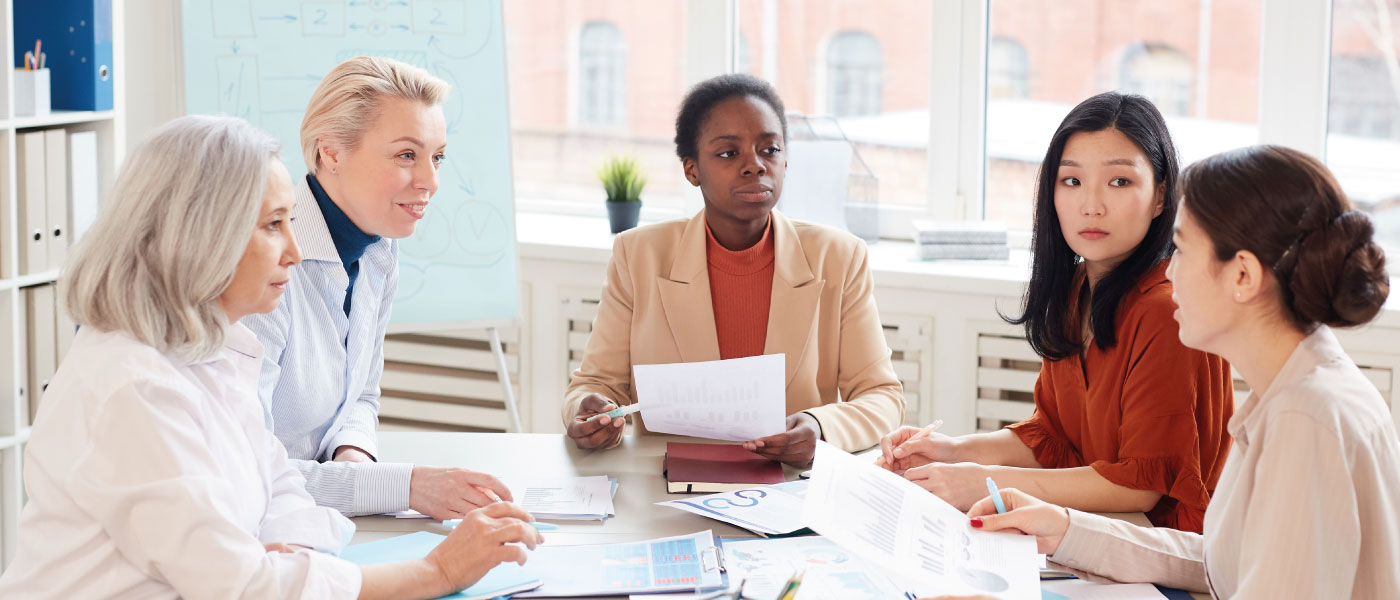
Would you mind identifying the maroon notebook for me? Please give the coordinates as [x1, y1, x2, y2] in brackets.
[663, 442, 785, 493]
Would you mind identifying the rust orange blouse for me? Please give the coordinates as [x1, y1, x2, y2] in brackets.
[705, 219, 775, 360]
[1006, 261, 1233, 533]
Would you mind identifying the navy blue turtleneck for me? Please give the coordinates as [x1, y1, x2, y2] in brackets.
[306, 174, 381, 315]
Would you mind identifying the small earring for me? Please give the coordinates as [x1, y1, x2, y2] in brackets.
[1235, 292, 1242, 300]
[332, 168, 338, 175]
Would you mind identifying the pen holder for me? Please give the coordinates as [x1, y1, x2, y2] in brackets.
[14, 68, 50, 118]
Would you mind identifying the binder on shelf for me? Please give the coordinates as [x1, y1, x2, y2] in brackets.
[68, 131, 99, 243]
[26, 285, 56, 424]
[14, 0, 114, 111]
[14, 293, 28, 427]
[16, 132, 48, 275]
[43, 129, 68, 271]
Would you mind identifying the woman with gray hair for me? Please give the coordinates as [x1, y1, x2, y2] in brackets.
[0, 115, 541, 599]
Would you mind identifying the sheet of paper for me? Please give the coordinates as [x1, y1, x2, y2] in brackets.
[514, 530, 724, 597]
[656, 480, 809, 535]
[777, 139, 853, 231]
[802, 441, 1041, 600]
[385, 477, 619, 520]
[722, 536, 908, 600]
[632, 354, 787, 442]
[1040, 580, 1168, 599]
[505, 475, 615, 520]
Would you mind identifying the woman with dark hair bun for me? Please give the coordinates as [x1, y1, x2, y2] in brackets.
[960, 145, 1400, 599]
[879, 92, 1233, 533]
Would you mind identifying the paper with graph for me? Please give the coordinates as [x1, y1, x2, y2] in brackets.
[802, 442, 1041, 600]
[632, 354, 787, 441]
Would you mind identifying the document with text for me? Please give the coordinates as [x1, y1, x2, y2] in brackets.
[802, 441, 1041, 600]
[632, 354, 787, 441]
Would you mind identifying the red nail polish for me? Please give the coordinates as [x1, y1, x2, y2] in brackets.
[970, 517, 983, 528]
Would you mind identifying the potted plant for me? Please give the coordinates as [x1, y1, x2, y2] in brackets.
[598, 154, 646, 233]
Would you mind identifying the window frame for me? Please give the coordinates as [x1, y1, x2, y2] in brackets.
[524, 0, 1369, 248]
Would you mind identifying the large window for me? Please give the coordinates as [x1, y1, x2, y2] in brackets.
[824, 31, 884, 117]
[577, 22, 626, 127]
[505, 4, 689, 214]
[986, 1, 1261, 231]
[988, 37, 1029, 100]
[1327, 0, 1400, 260]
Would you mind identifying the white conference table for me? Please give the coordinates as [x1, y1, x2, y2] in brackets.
[351, 432, 1203, 599]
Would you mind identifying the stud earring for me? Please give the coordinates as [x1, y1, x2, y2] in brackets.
[332, 168, 338, 175]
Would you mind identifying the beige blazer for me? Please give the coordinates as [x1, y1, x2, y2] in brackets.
[563, 209, 904, 451]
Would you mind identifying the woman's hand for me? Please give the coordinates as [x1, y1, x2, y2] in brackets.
[566, 394, 625, 450]
[966, 487, 1071, 556]
[742, 412, 822, 467]
[262, 542, 309, 553]
[874, 426, 959, 472]
[425, 502, 543, 592]
[409, 467, 514, 520]
[333, 445, 375, 463]
[902, 462, 994, 510]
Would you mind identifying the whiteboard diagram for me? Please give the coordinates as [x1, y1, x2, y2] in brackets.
[181, 0, 519, 326]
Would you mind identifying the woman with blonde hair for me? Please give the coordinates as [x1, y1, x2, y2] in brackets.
[0, 115, 541, 598]
[243, 56, 510, 519]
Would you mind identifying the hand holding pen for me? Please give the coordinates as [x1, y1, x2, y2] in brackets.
[875, 419, 947, 472]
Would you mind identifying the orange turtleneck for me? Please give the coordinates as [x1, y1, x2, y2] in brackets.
[705, 219, 776, 360]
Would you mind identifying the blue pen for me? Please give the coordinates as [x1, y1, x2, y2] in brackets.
[528, 522, 559, 531]
[985, 476, 1008, 514]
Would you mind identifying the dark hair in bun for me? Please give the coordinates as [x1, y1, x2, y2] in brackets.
[1179, 145, 1389, 330]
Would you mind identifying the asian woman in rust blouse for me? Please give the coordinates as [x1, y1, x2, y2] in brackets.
[878, 92, 1233, 533]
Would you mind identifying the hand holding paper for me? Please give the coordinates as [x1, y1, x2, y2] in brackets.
[632, 354, 787, 442]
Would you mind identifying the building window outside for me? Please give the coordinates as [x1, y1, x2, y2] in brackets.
[825, 31, 884, 117]
[1118, 43, 1193, 117]
[988, 37, 1029, 100]
[578, 21, 626, 127]
[1327, 0, 1400, 271]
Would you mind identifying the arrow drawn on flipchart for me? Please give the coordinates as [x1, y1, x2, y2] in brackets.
[427, 32, 490, 61]
[392, 24, 410, 31]
[231, 40, 240, 54]
[257, 14, 297, 22]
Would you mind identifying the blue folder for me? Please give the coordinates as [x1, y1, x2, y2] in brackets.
[340, 532, 542, 600]
[13, 0, 113, 111]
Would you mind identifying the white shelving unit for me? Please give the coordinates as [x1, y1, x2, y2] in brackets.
[0, 1, 125, 569]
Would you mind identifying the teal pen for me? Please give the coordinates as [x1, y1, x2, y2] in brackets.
[528, 522, 559, 531]
[985, 476, 1008, 514]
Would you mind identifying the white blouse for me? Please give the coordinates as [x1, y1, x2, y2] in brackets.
[0, 323, 362, 598]
[1049, 326, 1400, 598]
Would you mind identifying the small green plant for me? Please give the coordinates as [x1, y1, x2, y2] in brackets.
[597, 155, 647, 203]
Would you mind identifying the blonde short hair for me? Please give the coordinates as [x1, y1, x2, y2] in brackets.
[301, 56, 450, 175]
[62, 115, 280, 361]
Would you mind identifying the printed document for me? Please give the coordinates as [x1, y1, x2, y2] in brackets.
[802, 441, 1041, 599]
[632, 354, 786, 441]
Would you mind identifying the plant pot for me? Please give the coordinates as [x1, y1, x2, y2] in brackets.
[607, 201, 641, 233]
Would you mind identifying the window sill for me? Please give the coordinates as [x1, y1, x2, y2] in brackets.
[515, 210, 1400, 326]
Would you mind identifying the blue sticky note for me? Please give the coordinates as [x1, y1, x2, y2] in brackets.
[341, 532, 540, 600]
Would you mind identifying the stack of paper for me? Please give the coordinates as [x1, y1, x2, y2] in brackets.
[912, 220, 1011, 261]
[506, 475, 618, 521]
[387, 476, 620, 521]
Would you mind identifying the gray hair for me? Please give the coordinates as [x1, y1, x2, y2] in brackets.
[61, 115, 280, 361]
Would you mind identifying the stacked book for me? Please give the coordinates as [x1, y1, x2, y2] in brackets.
[912, 220, 1010, 260]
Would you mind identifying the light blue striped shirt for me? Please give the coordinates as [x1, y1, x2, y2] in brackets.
[243, 177, 413, 516]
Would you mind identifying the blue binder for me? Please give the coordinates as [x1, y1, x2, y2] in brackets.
[13, 0, 113, 111]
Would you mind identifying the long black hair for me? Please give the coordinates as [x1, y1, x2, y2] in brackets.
[1004, 92, 1180, 360]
